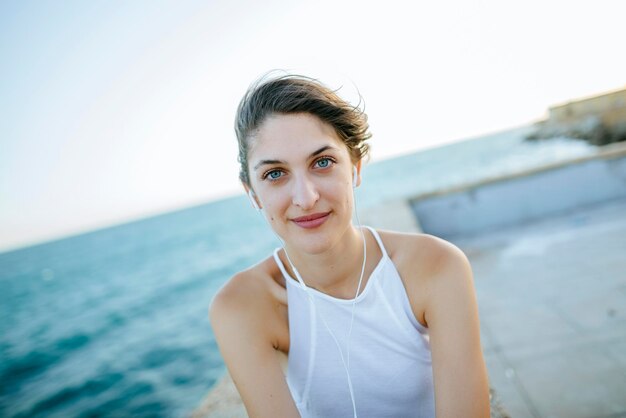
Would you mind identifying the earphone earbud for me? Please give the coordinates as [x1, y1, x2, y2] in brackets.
[352, 166, 358, 189]
[248, 190, 261, 211]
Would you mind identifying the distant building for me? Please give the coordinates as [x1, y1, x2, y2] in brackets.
[528, 87, 626, 146]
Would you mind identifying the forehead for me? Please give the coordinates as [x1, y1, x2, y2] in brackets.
[249, 113, 348, 161]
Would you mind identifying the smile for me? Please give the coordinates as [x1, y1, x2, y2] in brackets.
[291, 212, 331, 229]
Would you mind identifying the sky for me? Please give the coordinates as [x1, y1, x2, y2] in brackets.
[1, 0, 625, 253]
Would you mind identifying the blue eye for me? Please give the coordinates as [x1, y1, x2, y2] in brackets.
[315, 157, 334, 168]
[265, 170, 283, 181]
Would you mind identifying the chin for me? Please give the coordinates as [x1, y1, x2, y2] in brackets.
[283, 227, 328, 254]
[287, 215, 351, 254]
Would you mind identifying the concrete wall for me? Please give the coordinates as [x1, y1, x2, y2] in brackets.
[410, 143, 626, 239]
[359, 199, 423, 233]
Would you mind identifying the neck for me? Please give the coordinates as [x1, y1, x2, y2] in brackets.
[281, 225, 367, 298]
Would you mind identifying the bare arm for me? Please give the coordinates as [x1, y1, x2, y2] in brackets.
[209, 274, 300, 418]
[424, 240, 490, 418]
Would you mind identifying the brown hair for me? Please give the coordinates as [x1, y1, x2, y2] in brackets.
[235, 73, 372, 185]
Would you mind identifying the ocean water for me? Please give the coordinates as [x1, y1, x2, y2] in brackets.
[0, 127, 597, 417]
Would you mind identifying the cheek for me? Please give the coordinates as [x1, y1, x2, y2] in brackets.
[325, 181, 352, 206]
[260, 193, 289, 222]
[256, 184, 287, 207]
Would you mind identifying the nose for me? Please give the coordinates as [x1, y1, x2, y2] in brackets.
[291, 173, 319, 210]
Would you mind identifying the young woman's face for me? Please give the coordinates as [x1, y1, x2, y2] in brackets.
[246, 112, 360, 254]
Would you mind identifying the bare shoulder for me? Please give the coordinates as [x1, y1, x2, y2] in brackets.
[375, 229, 473, 327]
[209, 255, 287, 312]
[376, 229, 478, 335]
[376, 229, 468, 280]
[210, 264, 269, 311]
[209, 257, 288, 348]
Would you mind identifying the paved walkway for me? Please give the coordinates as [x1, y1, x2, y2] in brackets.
[453, 197, 626, 418]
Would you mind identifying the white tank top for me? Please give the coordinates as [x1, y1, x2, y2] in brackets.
[272, 226, 435, 418]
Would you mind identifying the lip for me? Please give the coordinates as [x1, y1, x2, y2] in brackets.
[291, 212, 331, 229]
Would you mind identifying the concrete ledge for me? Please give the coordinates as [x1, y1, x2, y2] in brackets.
[410, 142, 626, 239]
[413, 140, 626, 201]
[192, 372, 246, 418]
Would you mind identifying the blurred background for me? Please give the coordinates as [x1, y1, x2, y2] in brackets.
[1, 1, 625, 417]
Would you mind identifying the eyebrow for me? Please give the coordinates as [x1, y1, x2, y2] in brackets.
[253, 145, 337, 170]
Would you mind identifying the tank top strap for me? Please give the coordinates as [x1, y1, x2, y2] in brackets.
[363, 225, 389, 259]
[272, 248, 293, 282]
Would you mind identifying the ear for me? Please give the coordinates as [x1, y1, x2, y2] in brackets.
[242, 182, 262, 210]
[354, 159, 363, 188]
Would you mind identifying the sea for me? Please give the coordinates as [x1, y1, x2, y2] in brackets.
[0, 126, 598, 417]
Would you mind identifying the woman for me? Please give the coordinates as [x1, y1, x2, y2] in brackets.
[209, 74, 490, 418]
